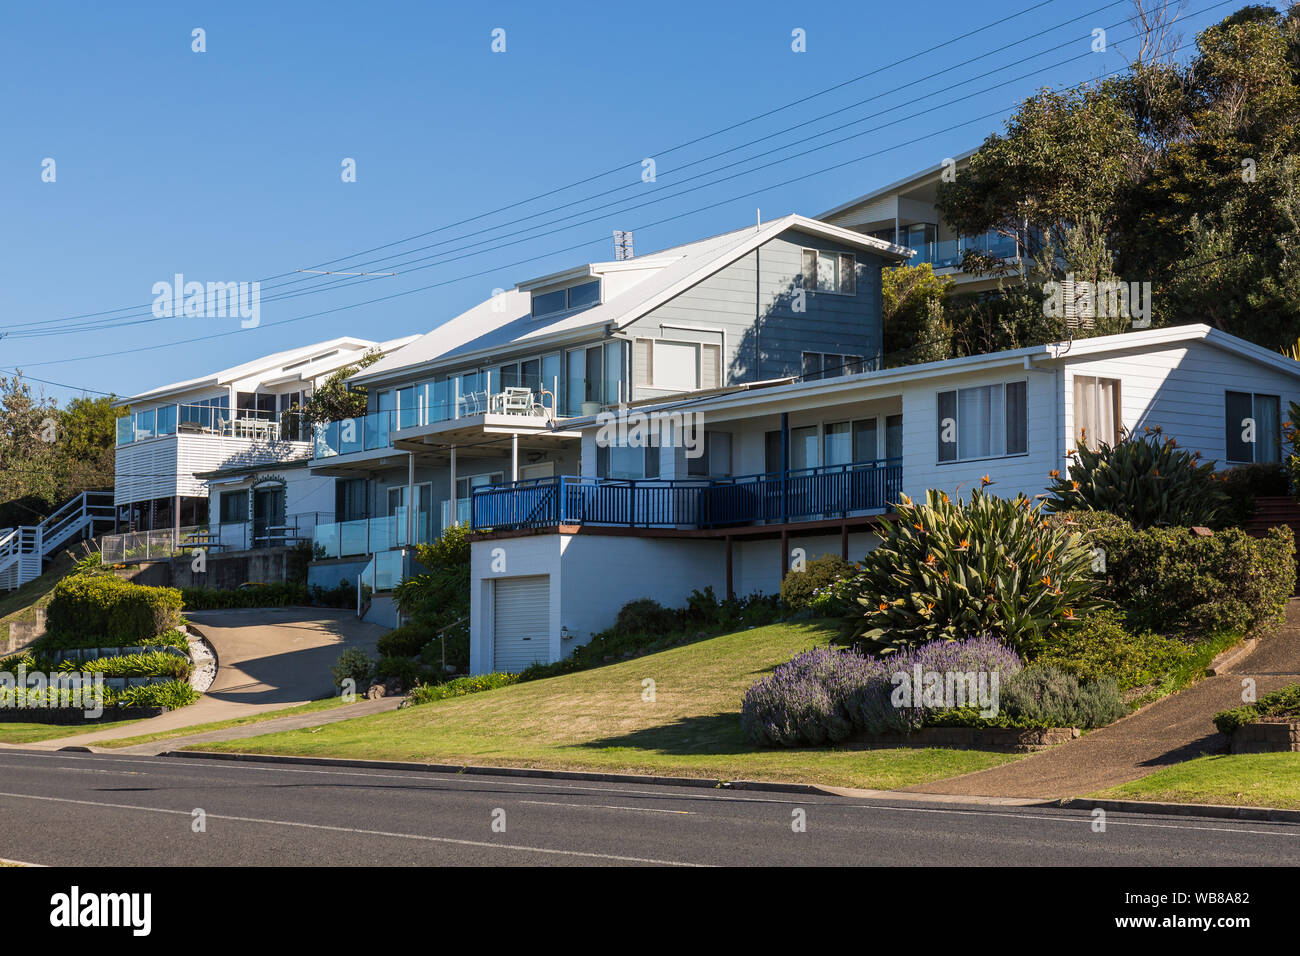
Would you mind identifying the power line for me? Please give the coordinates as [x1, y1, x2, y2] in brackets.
[2, 0, 1070, 331]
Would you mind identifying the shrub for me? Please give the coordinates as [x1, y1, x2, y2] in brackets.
[114, 679, 199, 710]
[1219, 462, 1290, 525]
[374, 655, 420, 688]
[33, 626, 189, 653]
[1043, 427, 1228, 528]
[331, 648, 373, 690]
[1214, 683, 1300, 735]
[377, 623, 432, 658]
[406, 672, 519, 705]
[1001, 665, 1126, 729]
[741, 637, 1024, 746]
[741, 648, 874, 746]
[613, 598, 678, 636]
[780, 554, 856, 610]
[181, 582, 309, 609]
[839, 487, 1104, 657]
[1077, 522, 1294, 636]
[46, 576, 183, 644]
[1031, 611, 1192, 690]
[59, 650, 193, 680]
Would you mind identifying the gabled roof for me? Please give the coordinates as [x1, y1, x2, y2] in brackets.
[816, 145, 980, 221]
[115, 335, 418, 407]
[349, 214, 910, 387]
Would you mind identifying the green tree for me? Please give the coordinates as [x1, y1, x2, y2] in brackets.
[299, 348, 383, 424]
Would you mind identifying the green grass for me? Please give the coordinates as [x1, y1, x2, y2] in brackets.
[0, 718, 143, 745]
[189, 620, 1020, 790]
[1128, 630, 1245, 709]
[1091, 753, 1300, 809]
[92, 695, 351, 748]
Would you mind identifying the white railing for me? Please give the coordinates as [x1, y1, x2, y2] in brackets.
[0, 491, 116, 591]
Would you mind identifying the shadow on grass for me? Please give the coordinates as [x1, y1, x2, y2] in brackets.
[579, 712, 759, 757]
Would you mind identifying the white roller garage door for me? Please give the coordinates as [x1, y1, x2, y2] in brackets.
[493, 575, 550, 673]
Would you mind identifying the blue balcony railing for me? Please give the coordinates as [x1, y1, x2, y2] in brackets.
[470, 460, 903, 532]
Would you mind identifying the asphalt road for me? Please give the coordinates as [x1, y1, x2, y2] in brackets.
[0, 750, 1298, 866]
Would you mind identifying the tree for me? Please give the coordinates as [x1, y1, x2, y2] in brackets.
[299, 348, 383, 425]
[880, 263, 953, 365]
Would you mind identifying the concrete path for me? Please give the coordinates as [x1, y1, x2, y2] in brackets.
[7, 607, 388, 751]
[901, 601, 1300, 801]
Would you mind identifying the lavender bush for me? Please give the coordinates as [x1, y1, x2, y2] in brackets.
[741, 637, 1024, 747]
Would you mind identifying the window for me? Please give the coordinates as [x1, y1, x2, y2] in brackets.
[531, 279, 601, 317]
[1226, 391, 1281, 463]
[790, 425, 819, 471]
[937, 382, 1027, 462]
[456, 473, 503, 500]
[885, 414, 903, 460]
[653, 341, 699, 391]
[800, 249, 857, 294]
[335, 478, 367, 522]
[802, 352, 863, 380]
[219, 491, 247, 524]
[1073, 376, 1121, 450]
[824, 422, 852, 467]
[853, 419, 878, 463]
[134, 408, 156, 439]
[597, 443, 659, 479]
[156, 404, 177, 436]
[687, 431, 732, 477]
[765, 430, 783, 474]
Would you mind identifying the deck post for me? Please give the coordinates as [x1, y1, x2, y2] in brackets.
[841, 522, 848, 561]
[780, 412, 789, 525]
[725, 535, 734, 600]
[449, 444, 458, 528]
[511, 433, 519, 482]
[780, 528, 789, 583]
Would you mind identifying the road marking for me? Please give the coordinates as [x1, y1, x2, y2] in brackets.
[4, 752, 1299, 838]
[0, 790, 708, 866]
[519, 799, 692, 815]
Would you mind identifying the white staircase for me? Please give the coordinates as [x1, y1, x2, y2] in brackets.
[0, 491, 116, 591]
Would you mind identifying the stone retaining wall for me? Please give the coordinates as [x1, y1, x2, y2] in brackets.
[1230, 720, 1300, 753]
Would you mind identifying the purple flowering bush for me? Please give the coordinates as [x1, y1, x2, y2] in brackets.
[741, 637, 1024, 747]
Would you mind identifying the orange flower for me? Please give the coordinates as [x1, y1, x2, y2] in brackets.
[1040, 575, 1052, 587]
[878, 602, 889, 612]
[925, 553, 936, 565]
[980, 474, 992, 486]
[1064, 608, 1075, 619]
[958, 538, 969, 548]
[1049, 469, 1060, 479]
[1071, 481, 1080, 491]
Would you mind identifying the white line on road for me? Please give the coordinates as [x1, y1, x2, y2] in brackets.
[0, 790, 708, 866]
[519, 800, 692, 815]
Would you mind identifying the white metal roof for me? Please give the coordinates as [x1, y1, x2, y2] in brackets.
[350, 214, 910, 387]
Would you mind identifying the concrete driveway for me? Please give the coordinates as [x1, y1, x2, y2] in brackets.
[14, 607, 387, 750]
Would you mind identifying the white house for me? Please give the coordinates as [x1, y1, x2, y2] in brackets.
[464, 324, 1300, 674]
[112, 334, 416, 543]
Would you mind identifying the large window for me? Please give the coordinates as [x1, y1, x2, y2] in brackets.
[687, 431, 733, 477]
[532, 279, 601, 318]
[790, 425, 819, 471]
[218, 491, 247, 524]
[335, 478, 368, 522]
[1073, 375, 1121, 450]
[597, 443, 660, 479]
[937, 382, 1027, 462]
[800, 249, 857, 294]
[802, 352, 863, 381]
[1226, 391, 1281, 463]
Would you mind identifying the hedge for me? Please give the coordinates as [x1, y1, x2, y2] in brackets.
[1053, 513, 1295, 636]
[45, 576, 183, 644]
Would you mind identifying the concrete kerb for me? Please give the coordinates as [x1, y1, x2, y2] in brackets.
[134, 751, 1300, 821]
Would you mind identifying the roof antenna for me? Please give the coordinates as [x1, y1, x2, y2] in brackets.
[613, 230, 634, 261]
[756, 208, 761, 230]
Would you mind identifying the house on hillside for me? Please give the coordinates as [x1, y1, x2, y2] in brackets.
[112, 335, 416, 544]
[464, 324, 1300, 674]
[302, 214, 909, 597]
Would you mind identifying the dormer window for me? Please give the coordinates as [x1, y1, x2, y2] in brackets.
[531, 279, 601, 318]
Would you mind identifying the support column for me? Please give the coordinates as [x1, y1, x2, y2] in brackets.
[173, 494, 180, 548]
[448, 444, 458, 528]
[725, 535, 734, 601]
[406, 452, 415, 546]
[841, 522, 848, 561]
[511, 433, 519, 483]
[780, 412, 789, 525]
[780, 529, 789, 583]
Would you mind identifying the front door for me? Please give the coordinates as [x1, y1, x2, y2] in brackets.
[253, 487, 286, 548]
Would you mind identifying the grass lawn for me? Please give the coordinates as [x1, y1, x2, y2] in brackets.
[189, 620, 1020, 790]
[92, 695, 351, 749]
[0, 718, 144, 745]
[1091, 753, 1300, 809]
[0, 553, 77, 651]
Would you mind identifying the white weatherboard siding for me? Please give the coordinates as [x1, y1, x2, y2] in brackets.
[900, 364, 1060, 503]
[732, 533, 880, 597]
[1059, 340, 1300, 464]
[114, 434, 310, 505]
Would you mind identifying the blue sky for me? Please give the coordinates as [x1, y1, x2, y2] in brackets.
[0, 0, 1241, 403]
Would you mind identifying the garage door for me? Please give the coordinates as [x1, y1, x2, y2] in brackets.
[493, 575, 550, 673]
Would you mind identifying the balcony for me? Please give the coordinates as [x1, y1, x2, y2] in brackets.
[312, 382, 553, 460]
[905, 232, 1021, 270]
[470, 460, 903, 532]
[117, 404, 303, 445]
